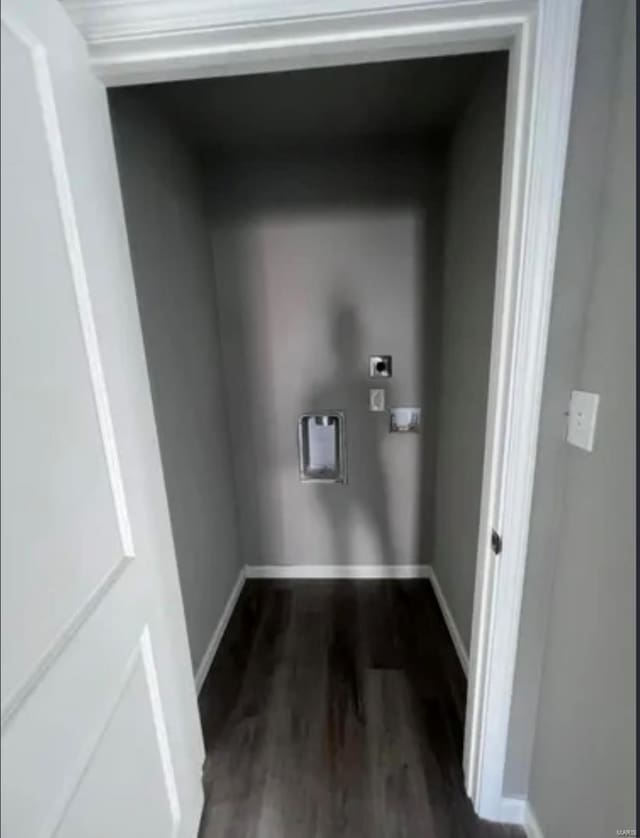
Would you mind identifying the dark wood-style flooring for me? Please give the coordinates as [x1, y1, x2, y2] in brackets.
[197, 579, 523, 838]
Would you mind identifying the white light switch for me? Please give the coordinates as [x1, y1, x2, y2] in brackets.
[369, 388, 386, 412]
[567, 390, 600, 452]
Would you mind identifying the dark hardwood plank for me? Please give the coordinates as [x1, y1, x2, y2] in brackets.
[198, 580, 525, 838]
[365, 668, 438, 837]
[257, 583, 331, 838]
[198, 579, 271, 752]
[198, 582, 291, 838]
[322, 581, 372, 838]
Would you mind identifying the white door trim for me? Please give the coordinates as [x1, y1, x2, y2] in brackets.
[61, 0, 582, 821]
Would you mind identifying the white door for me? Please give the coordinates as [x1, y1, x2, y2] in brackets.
[0, 1, 205, 836]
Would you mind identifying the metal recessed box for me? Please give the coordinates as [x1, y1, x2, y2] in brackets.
[369, 355, 392, 378]
[389, 407, 421, 433]
[297, 412, 346, 483]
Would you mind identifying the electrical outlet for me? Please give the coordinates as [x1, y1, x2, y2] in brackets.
[369, 388, 386, 412]
[566, 390, 599, 452]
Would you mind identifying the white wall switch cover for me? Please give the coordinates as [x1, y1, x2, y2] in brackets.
[369, 388, 386, 412]
[567, 390, 600, 451]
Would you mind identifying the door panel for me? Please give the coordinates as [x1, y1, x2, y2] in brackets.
[54, 634, 178, 838]
[0, 1, 204, 835]
[1, 18, 128, 709]
[1, 589, 172, 836]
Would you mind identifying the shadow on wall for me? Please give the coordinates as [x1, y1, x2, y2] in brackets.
[306, 298, 395, 566]
[209, 146, 445, 569]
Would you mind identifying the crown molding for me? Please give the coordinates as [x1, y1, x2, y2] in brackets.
[63, 0, 529, 42]
[61, 0, 530, 85]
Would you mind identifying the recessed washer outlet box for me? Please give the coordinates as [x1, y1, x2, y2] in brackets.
[297, 412, 346, 483]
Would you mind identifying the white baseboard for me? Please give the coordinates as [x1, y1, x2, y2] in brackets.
[426, 566, 469, 676]
[195, 563, 436, 691]
[497, 796, 527, 826]
[243, 564, 469, 676]
[497, 797, 543, 838]
[194, 565, 246, 693]
[193, 563, 467, 689]
[245, 563, 430, 579]
[523, 801, 544, 838]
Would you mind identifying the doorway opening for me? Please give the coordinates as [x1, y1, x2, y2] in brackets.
[107, 50, 511, 834]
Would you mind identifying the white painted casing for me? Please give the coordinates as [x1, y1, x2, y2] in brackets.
[54, 0, 583, 824]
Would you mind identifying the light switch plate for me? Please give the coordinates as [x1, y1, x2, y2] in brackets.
[369, 388, 386, 412]
[567, 390, 600, 452]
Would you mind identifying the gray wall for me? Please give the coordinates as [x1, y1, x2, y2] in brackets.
[503, 0, 631, 797]
[208, 148, 445, 569]
[109, 90, 241, 675]
[526, 2, 636, 834]
[431, 62, 507, 650]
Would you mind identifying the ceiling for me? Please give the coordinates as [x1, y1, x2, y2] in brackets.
[128, 51, 508, 155]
